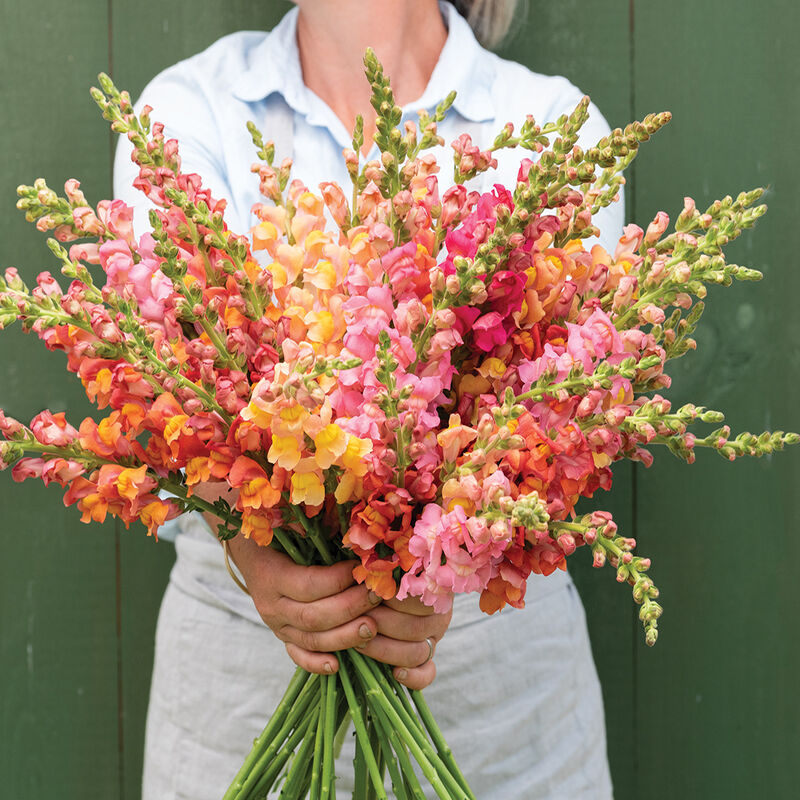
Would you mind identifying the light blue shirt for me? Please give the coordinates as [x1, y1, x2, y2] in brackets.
[114, 2, 622, 238]
[113, 1, 624, 541]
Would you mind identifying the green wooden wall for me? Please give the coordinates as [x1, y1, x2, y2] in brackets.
[1, 1, 797, 797]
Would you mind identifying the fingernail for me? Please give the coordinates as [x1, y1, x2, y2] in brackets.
[323, 662, 333, 674]
[368, 591, 381, 605]
[359, 623, 373, 640]
[395, 668, 408, 681]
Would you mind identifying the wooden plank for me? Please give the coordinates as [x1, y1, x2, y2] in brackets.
[500, 4, 638, 797]
[0, 1, 121, 797]
[110, 0, 293, 102]
[109, 4, 290, 797]
[632, 1, 800, 796]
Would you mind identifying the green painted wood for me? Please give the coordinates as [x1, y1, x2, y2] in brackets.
[4, 3, 798, 799]
[632, 1, 800, 797]
[0, 1, 121, 797]
[110, 0, 293, 102]
[109, 4, 290, 798]
[500, 5, 638, 797]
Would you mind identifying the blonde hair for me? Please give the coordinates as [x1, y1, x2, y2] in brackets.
[451, 0, 520, 49]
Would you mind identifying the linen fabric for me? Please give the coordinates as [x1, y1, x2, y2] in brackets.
[114, 3, 621, 797]
[146, 516, 611, 800]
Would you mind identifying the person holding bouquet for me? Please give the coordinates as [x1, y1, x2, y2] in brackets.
[113, 1, 622, 797]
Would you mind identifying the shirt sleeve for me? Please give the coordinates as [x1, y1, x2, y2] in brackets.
[536, 81, 626, 254]
[570, 95, 626, 255]
[112, 69, 228, 543]
[489, 67, 626, 254]
[112, 66, 235, 236]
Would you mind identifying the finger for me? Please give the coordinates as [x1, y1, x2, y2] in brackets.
[393, 660, 437, 691]
[368, 603, 451, 642]
[354, 633, 436, 669]
[279, 584, 381, 632]
[276, 616, 378, 652]
[284, 642, 339, 675]
[229, 536, 358, 603]
[382, 595, 436, 616]
[274, 559, 362, 603]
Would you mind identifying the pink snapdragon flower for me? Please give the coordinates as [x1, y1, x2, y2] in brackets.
[30, 410, 79, 447]
[99, 233, 172, 322]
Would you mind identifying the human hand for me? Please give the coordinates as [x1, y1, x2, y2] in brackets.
[360, 595, 452, 691]
[192, 482, 451, 689]
[227, 533, 382, 671]
[228, 534, 451, 690]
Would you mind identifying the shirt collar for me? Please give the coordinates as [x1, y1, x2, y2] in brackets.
[230, 2, 495, 122]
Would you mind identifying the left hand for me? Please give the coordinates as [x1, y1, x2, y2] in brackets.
[357, 595, 453, 691]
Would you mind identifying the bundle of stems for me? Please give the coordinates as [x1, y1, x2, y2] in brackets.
[218, 516, 475, 800]
[222, 653, 474, 800]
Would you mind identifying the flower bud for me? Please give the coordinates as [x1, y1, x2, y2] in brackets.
[557, 533, 577, 556]
[498, 496, 515, 514]
[433, 308, 456, 329]
[183, 397, 205, 415]
[592, 547, 606, 568]
[429, 267, 446, 294]
[445, 274, 461, 295]
[638, 303, 665, 326]
[643, 211, 670, 246]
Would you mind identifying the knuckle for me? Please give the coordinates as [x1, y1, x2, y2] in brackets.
[295, 570, 318, 601]
[295, 628, 318, 650]
[408, 616, 429, 640]
[347, 592, 370, 620]
[273, 625, 292, 643]
[296, 603, 322, 631]
[254, 602, 279, 629]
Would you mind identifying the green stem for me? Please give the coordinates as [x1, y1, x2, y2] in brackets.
[353, 723, 369, 800]
[320, 673, 337, 799]
[10, 440, 120, 469]
[272, 526, 313, 566]
[360, 657, 425, 739]
[310, 683, 325, 800]
[411, 690, 476, 800]
[186, 217, 217, 285]
[513, 375, 594, 405]
[244, 706, 319, 800]
[387, 668, 425, 736]
[549, 521, 587, 534]
[336, 654, 388, 800]
[367, 700, 415, 800]
[158, 477, 235, 522]
[222, 667, 312, 799]
[350, 652, 463, 800]
[366, 710, 386, 800]
[232, 673, 321, 798]
[198, 316, 241, 370]
[287, 503, 336, 565]
[273, 705, 321, 800]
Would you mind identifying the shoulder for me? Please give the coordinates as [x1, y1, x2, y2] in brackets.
[484, 52, 610, 141]
[488, 54, 586, 121]
[135, 30, 267, 107]
[479, 53, 625, 247]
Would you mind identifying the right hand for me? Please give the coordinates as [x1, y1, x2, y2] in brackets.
[194, 481, 447, 687]
[227, 532, 384, 675]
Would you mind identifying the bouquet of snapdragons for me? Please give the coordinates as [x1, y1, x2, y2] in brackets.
[1, 50, 795, 799]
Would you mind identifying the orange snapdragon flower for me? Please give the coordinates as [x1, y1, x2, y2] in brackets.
[241, 509, 274, 546]
[228, 456, 281, 511]
[290, 459, 325, 508]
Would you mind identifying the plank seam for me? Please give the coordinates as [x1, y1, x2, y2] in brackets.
[628, 2, 640, 796]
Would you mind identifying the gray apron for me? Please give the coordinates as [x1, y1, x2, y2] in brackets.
[142, 96, 613, 800]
